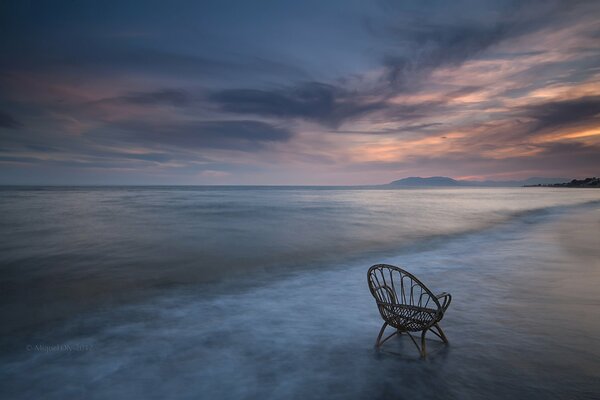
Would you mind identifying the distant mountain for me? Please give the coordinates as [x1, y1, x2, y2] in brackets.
[384, 176, 570, 187]
[388, 176, 461, 187]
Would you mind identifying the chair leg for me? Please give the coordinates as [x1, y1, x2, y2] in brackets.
[376, 323, 444, 357]
[375, 322, 388, 347]
[405, 331, 422, 357]
[375, 322, 401, 348]
[432, 323, 449, 344]
[426, 324, 449, 344]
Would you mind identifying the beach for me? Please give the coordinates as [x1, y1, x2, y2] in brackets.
[1, 187, 599, 399]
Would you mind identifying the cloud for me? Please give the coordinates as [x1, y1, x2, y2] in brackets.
[521, 95, 600, 135]
[1, 0, 599, 183]
[0, 110, 21, 129]
[346, 140, 600, 180]
[200, 170, 231, 178]
[26, 144, 60, 152]
[109, 119, 293, 150]
[335, 122, 444, 135]
[382, 23, 511, 86]
[110, 89, 192, 107]
[120, 152, 173, 163]
[371, 1, 592, 90]
[0, 37, 308, 87]
[209, 82, 386, 127]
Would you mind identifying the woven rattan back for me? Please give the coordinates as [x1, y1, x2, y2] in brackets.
[367, 264, 440, 311]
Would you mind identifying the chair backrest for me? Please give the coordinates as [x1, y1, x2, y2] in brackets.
[367, 264, 440, 311]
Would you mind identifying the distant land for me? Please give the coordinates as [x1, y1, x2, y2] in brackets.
[524, 177, 600, 188]
[383, 176, 571, 187]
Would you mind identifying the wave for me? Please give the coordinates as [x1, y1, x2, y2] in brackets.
[1, 187, 599, 337]
[2, 199, 599, 399]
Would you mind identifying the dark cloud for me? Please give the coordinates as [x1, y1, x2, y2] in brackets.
[0, 155, 161, 169]
[116, 89, 192, 107]
[522, 96, 600, 134]
[0, 155, 38, 164]
[110, 120, 293, 150]
[120, 152, 173, 163]
[210, 82, 386, 127]
[26, 145, 60, 152]
[382, 23, 511, 86]
[335, 122, 444, 135]
[372, 1, 588, 89]
[0, 110, 21, 129]
[0, 37, 308, 86]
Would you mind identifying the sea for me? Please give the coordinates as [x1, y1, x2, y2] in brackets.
[1, 186, 599, 399]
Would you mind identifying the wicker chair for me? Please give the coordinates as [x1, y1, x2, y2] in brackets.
[367, 264, 451, 357]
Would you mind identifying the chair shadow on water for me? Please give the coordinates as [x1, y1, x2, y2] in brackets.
[368, 264, 452, 359]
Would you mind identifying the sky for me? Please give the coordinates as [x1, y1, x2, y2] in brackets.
[0, 0, 599, 185]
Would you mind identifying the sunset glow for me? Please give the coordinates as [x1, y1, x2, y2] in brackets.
[1, 1, 598, 184]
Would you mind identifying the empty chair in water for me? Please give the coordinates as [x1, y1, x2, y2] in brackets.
[367, 264, 452, 357]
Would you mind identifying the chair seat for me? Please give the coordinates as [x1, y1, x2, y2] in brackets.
[382, 305, 438, 332]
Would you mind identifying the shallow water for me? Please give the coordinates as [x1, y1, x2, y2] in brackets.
[1, 187, 599, 399]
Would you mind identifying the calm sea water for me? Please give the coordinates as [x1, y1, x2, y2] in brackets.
[1, 187, 599, 399]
